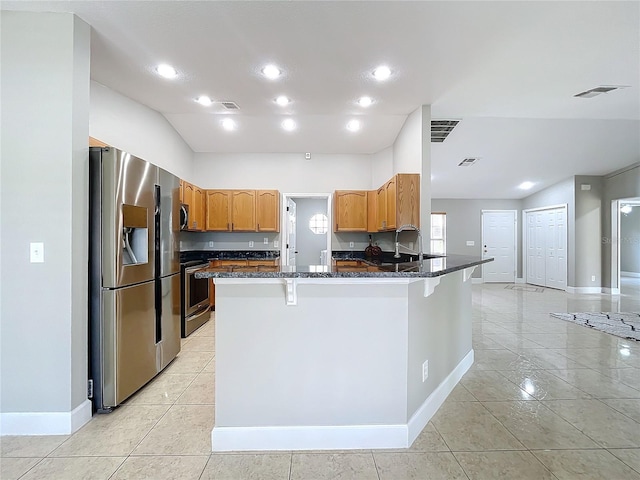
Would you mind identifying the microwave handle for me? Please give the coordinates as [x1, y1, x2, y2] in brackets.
[180, 205, 189, 230]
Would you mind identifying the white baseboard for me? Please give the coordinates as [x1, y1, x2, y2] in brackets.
[406, 349, 474, 445]
[621, 271, 640, 278]
[0, 399, 92, 436]
[602, 288, 621, 295]
[211, 350, 474, 452]
[472, 278, 483, 284]
[565, 286, 602, 294]
[515, 278, 525, 284]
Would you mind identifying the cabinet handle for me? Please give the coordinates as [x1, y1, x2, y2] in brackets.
[232, 223, 234, 231]
[257, 223, 260, 230]
[227, 223, 230, 230]
[336, 223, 338, 231]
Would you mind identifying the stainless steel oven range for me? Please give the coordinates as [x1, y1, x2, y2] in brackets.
[181, 261, 210, 337]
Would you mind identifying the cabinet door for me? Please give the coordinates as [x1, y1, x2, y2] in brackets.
[193, 187, 205, 231]
[396, 174, 420, 228]
[376, 186, 387, 230]
[208, 261, 216, 309]
[385, 177, 397, 230]
[256, 190, 279, 232]
[367, 191, 377, 232]
[205, 190, 232, 231]
[334, 191, 367, 232]
[231, 190, 256, 231]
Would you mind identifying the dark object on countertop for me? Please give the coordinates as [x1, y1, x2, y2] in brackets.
[364, 235, 382, 257]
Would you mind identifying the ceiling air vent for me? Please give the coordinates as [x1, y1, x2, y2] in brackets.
[431, 120, 459, 143]
[574, 86, 625, 99]
[458, 158, 479, 167]
[220, 101, 240, 110]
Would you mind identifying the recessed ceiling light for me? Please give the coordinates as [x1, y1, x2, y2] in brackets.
[518, 181, 535, 190]
[275, 95, 290, 106]
[221, 118, 236, 131]
[156, 64, 177, 79]
[372, 65, 391, 81]
[357, 96, 373, 107]
[196, 96, 213, 106]
[262, 64, 281, 79]
[346, 120, 361, 132]
[282, 118, 296, 131]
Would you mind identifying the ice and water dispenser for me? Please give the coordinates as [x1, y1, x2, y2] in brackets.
[121, 204, 149, 265]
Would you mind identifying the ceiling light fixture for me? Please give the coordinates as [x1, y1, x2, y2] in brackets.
[275, 95, 290, 106]
[155, 64, 178, 79]
[518, 181, 535, 190]
[221, 118, 236, 131]
[346, 120, 361, 132]
[262, 64, 281, 79]
[357, 96, 373, 107]
[372, 65, 391, 81]
[282, 118, 296, 131]
[196, 96, 213, 106]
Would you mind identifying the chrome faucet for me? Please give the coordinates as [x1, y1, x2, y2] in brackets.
[394, 224, 423, 261]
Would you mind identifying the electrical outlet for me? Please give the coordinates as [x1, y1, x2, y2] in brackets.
[249, 241, 254, 248]
[208, 241, 214, 248]
[466, 240, 475, 246]
[263, 237, 269, 245]
[591, 275, 596, 282]
[409, 241, 413, 250]
[349, 241, 354, 248]
[422, 360, 429, 382]
[274, 240, 279, 248]
[30, 242, 44, 263]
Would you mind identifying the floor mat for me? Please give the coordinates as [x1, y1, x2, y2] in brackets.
[505, 284, 545, 293]
[550, 312, 640, 341]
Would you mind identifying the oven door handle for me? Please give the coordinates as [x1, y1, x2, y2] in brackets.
[185, 265, 207, 275]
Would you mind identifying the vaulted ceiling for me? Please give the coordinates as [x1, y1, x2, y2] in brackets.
[3, 1, 639, 198]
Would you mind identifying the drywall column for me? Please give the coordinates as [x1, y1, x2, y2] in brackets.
[391, 105, 432, 252]
[1, 12, 91, 434]
[574, 176, 603, 289]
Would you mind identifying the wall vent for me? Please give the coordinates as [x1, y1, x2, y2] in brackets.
[458, 157, 479, 167]
[431, 120, 459, 142]
[574, 85, 626, 99]
[220, 101, 240, 110]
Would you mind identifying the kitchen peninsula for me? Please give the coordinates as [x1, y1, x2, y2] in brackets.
[197, 254, 492, 452]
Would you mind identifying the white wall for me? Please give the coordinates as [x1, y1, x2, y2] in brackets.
[574, 175, 603, 288]
[193, 152, 374, 192]
[90, 81, 194, 180]
[1, 12, 91, 430]
[392, 108, 423, 175]
[371, 147, 394, 187]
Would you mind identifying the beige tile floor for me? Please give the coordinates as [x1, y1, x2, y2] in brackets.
[2, 279, 640, 479]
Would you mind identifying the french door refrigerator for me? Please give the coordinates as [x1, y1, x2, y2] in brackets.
[89, 147, 181, 412]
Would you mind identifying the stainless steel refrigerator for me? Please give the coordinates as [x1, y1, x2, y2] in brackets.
[89, 147, 181, 412]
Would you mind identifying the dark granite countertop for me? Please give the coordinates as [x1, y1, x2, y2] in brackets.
[195, 254, 492, 279]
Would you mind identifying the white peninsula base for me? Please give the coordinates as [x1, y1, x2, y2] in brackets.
[211, 267, 475, 451]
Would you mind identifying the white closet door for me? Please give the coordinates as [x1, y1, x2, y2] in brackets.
[525, 207, 567, 289]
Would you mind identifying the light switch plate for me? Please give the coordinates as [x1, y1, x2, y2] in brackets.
[274, 240, 279, 248]
[466, 241, 475, 246]
[30, 242, 44, 263]
[249, 241, 254, 248]
[264, 237, 269, 244]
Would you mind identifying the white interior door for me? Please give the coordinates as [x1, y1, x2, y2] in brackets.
[525, 206, 567, 289]
[286, 198, 297, 266]
[482, 210, 516, 283]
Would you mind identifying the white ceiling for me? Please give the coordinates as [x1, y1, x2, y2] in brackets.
[3, 1, 639, 198]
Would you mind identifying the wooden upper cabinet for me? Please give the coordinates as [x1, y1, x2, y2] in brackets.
[89, 137, 109, 147]
[180, 180, 204, 231]
[334, 190, 368, 232]
[205, 190, 232, 231]
[375, 174, 420, 232]
[256, 190, 280, 232]
[231, 190, 256, 231]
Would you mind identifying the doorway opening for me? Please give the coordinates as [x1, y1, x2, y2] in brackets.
[611, 197, 640, 296]
[281, 193, 332, 266]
